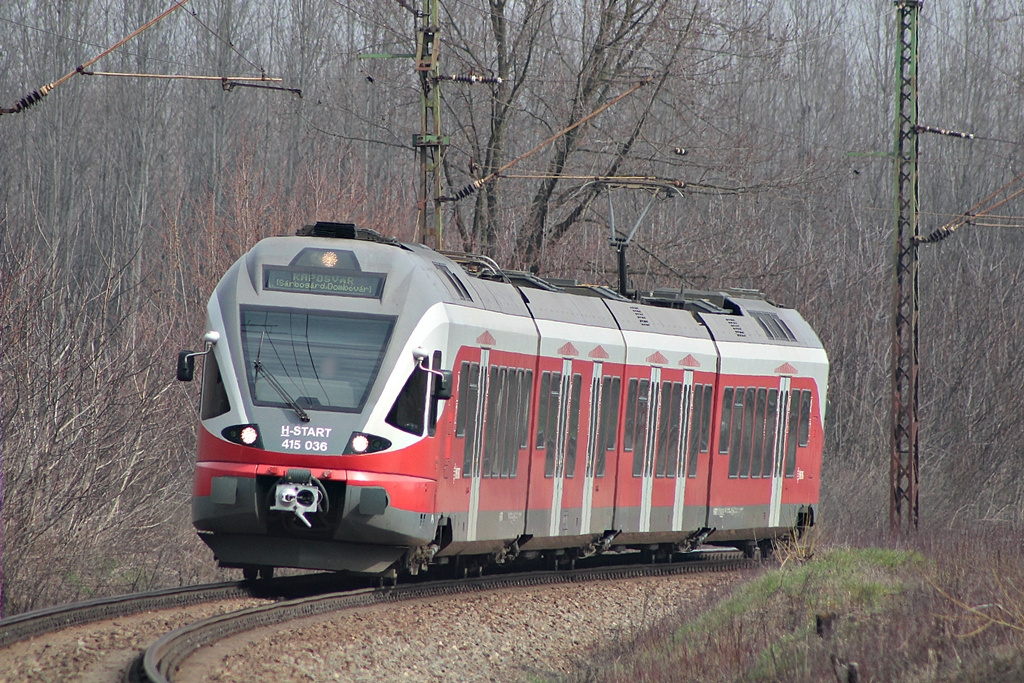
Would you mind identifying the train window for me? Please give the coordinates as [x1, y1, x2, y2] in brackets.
[596, 375, 620, 477]
[495, 370, 512, 479]
[482, 366, 503, 477]
[726, 388, 744, 477]
[497, 367, 513, 477]
[762, 389, 779, 478]
[428, 350, 442, 435]
[667, 383, 683, 478]
[503, 369, 528, 477]
[799, 390, 811, 447]
[456, 362, 470, 437]
[600, 376, 620, 451]
[750, 388, 767, 478]
[200, 352, 231, 420]
[462, 363, 481, 475]
[786, 389, 801, 477]
[686, 384, 699, 476]
[624, 379, 638, 452]
[536, 372, 551, 449]
[517, 370, 532, 453]
[240, 307, 394, 414]
[385, 365, 427, 435]
[659, 382, 675, 479]
[586, 375, 601, 475]
[565, 374, 582, 478]
[629, 379, 651, 477]
[719, 387, 734, 455]
[739, 387, 756, 478]
[543, 372, 563, 477]
[700, 385, 713, 453]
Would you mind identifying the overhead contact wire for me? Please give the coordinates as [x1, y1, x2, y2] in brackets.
[443, 79, 651, 202]
[917, 171, 1024, 244]
[1, 0, 191, 115]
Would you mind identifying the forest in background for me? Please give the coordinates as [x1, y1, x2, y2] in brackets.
[2, 0, 1023, 616]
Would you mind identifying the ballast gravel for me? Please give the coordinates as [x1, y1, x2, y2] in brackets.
[188, 572, 743, 683]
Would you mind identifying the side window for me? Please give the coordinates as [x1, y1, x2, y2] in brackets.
[517, 370, 533, 451]
[543, 372, 562, 477]
[596, 375, 620, 477]
[385, 365, 427, 435]
[719, 387, 734, 455]
[799, 390, 812, 447]
[455, 362, 471, 437]
[750, 388, 767, 478]
[761, 388, 779, 478]
[786, 389, 801, 477]
[564, 373, 582, 478]
[536, 371, 551, 449]
[726, 387, 744, 478]
[201, 352, 231, 420]
[686, 384, 699, 477]
[482, 366, 504, 478]
[655, 382, 682, 478]
[630, 379, 651, 477]
[458, 362, 481, 474]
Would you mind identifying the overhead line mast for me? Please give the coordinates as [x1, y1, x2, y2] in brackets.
[414, 0, 445, 249]
[891, 0, 921, 533]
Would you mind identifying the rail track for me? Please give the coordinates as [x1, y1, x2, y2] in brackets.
[0, 572, 377, 650]
[130, 552, 750, 683]
[0, 550, 752, 683]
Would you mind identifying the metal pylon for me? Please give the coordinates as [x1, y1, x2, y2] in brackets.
[414, 0, 445, 249]
[891, 0, 921, 532]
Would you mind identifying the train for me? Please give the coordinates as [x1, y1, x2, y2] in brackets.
[177, 221, 828, 579]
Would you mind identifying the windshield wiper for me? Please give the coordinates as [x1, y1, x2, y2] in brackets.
[254, 358, 310, 423]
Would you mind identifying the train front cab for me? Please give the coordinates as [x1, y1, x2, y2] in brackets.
[184, 236, 463, 576]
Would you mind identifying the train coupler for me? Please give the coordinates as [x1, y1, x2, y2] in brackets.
[677, 527, 715, 553]
[269, 468, 328, 528]
[406, 542, 440, 575]
[578, 530, 621, 560]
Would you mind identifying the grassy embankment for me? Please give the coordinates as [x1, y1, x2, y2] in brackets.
[572, 528, 1024, 682]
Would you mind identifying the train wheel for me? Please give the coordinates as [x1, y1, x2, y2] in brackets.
[258, 566, 275, 580]
[242, 566, 258, 581]
[757, 539, 776, 560]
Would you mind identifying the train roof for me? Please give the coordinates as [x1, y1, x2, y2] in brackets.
[274, 222, 820, 349]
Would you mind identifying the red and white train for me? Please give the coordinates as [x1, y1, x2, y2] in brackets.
[178, 221, 828, 578]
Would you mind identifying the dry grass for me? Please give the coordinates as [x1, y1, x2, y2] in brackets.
[569, 526, 1024, 683]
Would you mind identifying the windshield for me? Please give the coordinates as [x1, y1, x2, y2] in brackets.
[240, 307, 395, 413]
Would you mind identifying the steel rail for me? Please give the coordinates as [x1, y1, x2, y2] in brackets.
[136, 555, 750, 683]
[0, 581, 249, 648]
[0, 572, 361, 649]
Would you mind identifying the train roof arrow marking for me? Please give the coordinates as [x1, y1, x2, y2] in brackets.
[477, 331, 496, 346]
[775, 362, 798, 375]
[558, 342, 579, 357]
[589, 345, 610, 359]
[646, 351, 668, 365]
[679, 354, 700, 368]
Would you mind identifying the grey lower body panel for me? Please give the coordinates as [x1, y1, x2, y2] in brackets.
[198, 532, 404, 574]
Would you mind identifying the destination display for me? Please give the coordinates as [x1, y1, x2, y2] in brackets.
[263, 266, 385, 298]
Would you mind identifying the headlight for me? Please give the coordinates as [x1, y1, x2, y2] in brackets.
[222, 424, 264, 448]
[343, 432, 391, 455]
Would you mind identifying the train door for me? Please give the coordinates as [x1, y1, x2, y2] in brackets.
[768, 377, 791, 527]
[463, 350, 490, 541]
[637, 366, 661, 532]
[670, 370, 695, 530]
[546, 359, 583, 536]
[580, 363, 602, 534]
